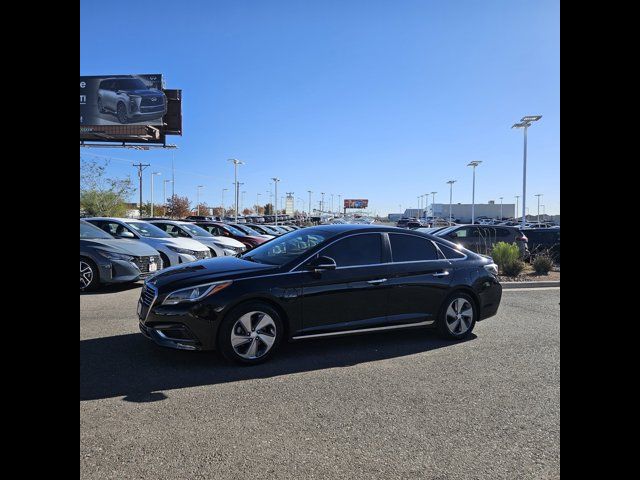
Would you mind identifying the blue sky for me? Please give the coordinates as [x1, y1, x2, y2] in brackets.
[80, 0, 559, 216]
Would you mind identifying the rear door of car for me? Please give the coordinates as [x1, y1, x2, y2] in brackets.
[384, 233, 453, 325]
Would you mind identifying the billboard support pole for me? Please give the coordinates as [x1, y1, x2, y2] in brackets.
[133, 163, 150, 218]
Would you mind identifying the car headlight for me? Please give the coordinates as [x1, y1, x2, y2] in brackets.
[223, 248, 236, 256]
[100, 251, 134, 262]
[162, 281, 233, 305]
[484, 263, 499, 276]
[168, 246, 196, 255]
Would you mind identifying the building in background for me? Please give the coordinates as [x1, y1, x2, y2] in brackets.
[285, 194, 294, 217]
[431, 201, 515, 222]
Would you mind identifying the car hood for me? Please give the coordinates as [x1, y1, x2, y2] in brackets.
[195, 235, 245, 248]
[127, 89, 163, 96]
[146, 256, 277, 291]
[146, 237, 209, 251]
[80, 238, 158, 257]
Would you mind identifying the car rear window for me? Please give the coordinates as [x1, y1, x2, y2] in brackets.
[389, 234, 438, 262]
[437, 244, 466, 259]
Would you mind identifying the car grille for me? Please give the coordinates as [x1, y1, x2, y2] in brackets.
[133, 255, 161, 274]
[140, 96, 164, 107]
[140, 283, 158, 308]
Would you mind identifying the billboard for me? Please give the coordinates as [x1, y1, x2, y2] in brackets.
[344, 199, 369, 209]
[80, 74, 166, 127]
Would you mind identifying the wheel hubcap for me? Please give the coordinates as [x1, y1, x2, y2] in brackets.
[231, 311, 277, 360]
[80, 261, 93, 289]
[446, 298, 473, 335]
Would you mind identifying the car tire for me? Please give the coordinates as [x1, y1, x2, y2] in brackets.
[218, 302, 283, 365]
[80, 257, 99, 291]
[159, 252, 170, 268]
[116, 102, 128, 124]
[436, 292, 477, 340]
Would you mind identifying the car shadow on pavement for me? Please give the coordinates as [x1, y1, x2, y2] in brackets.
[80, 283, 142, 296]
[80, 329, 476, 402]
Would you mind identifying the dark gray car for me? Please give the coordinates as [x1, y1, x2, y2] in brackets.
[80, 220, 162, 291]
[435, 224, 529, 256]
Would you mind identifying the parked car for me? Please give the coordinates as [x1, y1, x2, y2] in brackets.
[416, 226, 448, 235]
[396, 217, 417, 228]
[246, 224, 283, 236]
[435, 224, 528, 256]
[80, 220, 162, 291]
[97, 76, 166, 124]
[137, 224, 502, 364]
[522, 228, 560, 263]
[85, 217, 212, 268]
[193, 221, 267, 249]
[146, 219, 246, 256]
[185, 215, 221, 222]
[228, 223, 275, 240]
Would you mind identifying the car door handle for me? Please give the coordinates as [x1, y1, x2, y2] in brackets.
[431, 271, 450, 278]
[367, 278, 388, 285]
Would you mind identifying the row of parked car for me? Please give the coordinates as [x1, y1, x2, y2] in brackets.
[80, 217, 304, 290]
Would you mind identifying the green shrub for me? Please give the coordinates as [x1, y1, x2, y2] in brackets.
[532, 255, 554, 275]
[502, 259, 525, 277]
[491, 242, 520, 269]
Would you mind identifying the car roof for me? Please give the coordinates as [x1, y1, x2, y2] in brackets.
[85, 217, 144, 223]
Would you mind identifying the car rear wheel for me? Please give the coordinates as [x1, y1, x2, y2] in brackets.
[80, 257, 99, 291]
[218, 302, 282, 365]
[437, 292, 476, 339]
[116, 102, 128, 124]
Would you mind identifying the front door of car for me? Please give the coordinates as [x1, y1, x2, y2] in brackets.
[298, 233, 391, 336]
[385, 233, 453, 324]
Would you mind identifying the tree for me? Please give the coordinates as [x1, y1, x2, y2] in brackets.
[264, 203, 274, 215]
[165, 194, 191, 218]
[193, 202, 210, 216]
[80, 158, 136, 217]
[211, 207, 224, 217]
[140, 202, 166, 217]
[242, 208, 252, 215]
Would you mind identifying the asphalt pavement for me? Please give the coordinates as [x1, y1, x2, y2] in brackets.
[80, 285, 560, 480]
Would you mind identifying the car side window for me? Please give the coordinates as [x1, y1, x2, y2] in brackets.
[389, 234, 438, 262]
[437, 244, 466, 259]
[454, 228, 472, 238]
[320, 234, 383, 267]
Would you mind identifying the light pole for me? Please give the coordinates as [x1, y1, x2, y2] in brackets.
[431, 192, 437, 219]
[163, 179, 173, 213]
[308, 190, 312, 218]
[227, 158, 245, 223]
[512, 115, 542, 228]
[271, 177, 280, 225]
[424, 194, 429, 222]
[338, 194, 342, 216]
[515, 195, 520, 221]
[446, 180, 456, 225]
[196, 185, 204, 215]
[256, 193, 261, 214]
[221, 188, 228, 216]
[320, 192, 325, 213]
[467, 161, 482, 224]
[330, 194, 334, 214]
[150, 172, 161, 217]
[499, 197, 504, 220]
[535, 194, 543, 226]
[241, 191, 247, 215]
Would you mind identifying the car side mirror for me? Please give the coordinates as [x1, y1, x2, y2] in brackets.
[118, 231, 135, 239]
[304, 256, 337, 271]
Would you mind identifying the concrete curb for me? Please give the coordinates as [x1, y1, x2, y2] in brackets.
[502, 281, 560, 289]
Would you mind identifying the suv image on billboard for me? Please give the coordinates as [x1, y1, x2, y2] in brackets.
[97, 77, 167, 124]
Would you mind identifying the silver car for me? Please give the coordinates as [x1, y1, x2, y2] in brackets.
[85, 218, 212, 267]
[148, 220, 246, 256]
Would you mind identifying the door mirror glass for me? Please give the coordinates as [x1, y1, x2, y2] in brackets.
[304, 256, 337, 271]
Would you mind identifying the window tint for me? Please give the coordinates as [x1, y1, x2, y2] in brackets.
[453, 227, 475, 238]
[495, 228, 510, 237]
[437, 244, 466, 259]
[321, 234, 383, 267]
[389, 234, 438, 262]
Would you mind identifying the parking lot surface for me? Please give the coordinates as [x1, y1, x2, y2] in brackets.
[81, 285, 559, 480]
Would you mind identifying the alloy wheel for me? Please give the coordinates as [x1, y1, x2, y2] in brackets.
[230, 311, 277, 360]
[80, 260, 94, 290]
[117, 103, 127, 123]
[445, 297, 474, 335]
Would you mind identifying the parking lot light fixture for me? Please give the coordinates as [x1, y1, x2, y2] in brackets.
[228, 159, 245, 223]
[271, 178, 281, 225]
[446, 180, 456, 225]
[467, 161, 482, 224]
[150, 172, 161, 217]
[197, 185, 204, 215]
[512, 115, 542, 228]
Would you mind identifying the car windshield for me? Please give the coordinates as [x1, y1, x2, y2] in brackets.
[125, 221, 171, 238]
[223, 224, 247, 236]
[179, 223, 213, 237]
[116, 78, 147, 90]
[235, 225, 262, 236]
[80, 221, 113, 239]
[241, 229, 337, 266]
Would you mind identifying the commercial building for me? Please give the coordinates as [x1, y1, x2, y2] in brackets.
[431, 202, 515, 222]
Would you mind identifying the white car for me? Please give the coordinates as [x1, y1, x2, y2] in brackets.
[85, 217, 212, 267]
[148, 220, 247, 256]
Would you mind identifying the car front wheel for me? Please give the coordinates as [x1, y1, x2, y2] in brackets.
[437, 292, 476, 340]
[80, 257, 98, 291]
[218, 302, 282, 365]
[116, 102, 128, 124]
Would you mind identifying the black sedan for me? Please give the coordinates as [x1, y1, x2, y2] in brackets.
[137, 225, 502, 364]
